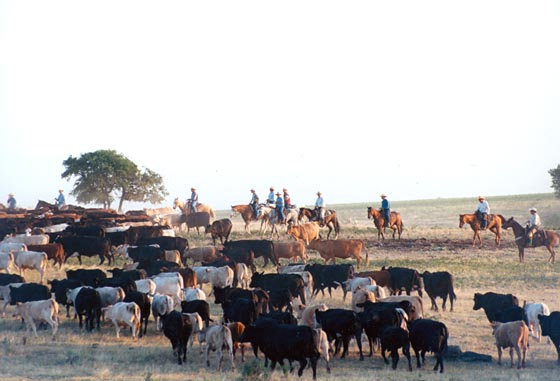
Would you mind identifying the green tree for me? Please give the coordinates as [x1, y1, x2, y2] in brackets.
[61, 150, 168, 211]
[550, 164, 560, 198]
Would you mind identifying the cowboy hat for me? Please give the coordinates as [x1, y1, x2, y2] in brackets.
[530, 207, 537, 212]
[317, 191, 322, 195]
[380, 193, 387, 198]
[478, 196, 485, 200]
[276, 192, 281, 196]
[8, 193, 13, 197]
[250, 189, 255, 192]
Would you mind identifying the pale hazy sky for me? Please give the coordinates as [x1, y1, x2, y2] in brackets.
[1, 1, 559, 211]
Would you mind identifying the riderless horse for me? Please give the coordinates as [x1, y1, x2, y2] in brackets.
[230, 204, 257, 232]
[502, 217, 559, 264]
[298, 207, 340, 239]
[173, 197, 215, 219]
[367, 207, 403, 240]
[459, 213, 504, 247]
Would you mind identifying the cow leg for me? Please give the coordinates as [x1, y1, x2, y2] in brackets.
[442, 296, 447, 312]
[381, 345, 389, 365]
[413, 347, 421, 368]
[496, 345, 502, 365]
[217, 348, 223, 371]
[391, 348, 399, 370]
[403, 345, 412, 371]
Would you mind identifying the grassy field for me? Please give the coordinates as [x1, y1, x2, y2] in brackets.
[1, 193, 560, 380]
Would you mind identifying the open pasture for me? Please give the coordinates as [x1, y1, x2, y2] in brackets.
[1, 193, 560, 380]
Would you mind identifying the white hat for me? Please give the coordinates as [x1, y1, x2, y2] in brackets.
[317, 191, 322, 195]
[380, 193, 387, 198]
[478, 196, 485, 200]
[530, 207, 537, 212]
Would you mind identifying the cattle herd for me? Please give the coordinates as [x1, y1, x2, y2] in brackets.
[0, 206, 559, 379]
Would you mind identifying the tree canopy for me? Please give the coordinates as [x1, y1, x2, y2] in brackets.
[550, 164, 560, 199]
[61, 150, 168, 211]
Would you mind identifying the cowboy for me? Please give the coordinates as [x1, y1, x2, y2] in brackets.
[54, 189, 66, 209]
[476, 196, 490, 229]
[249, 189, 260, 218]
[283, 188, 292, 209]
[380, 193, 390, 228]
[188, 187, 198, 214]
[315, 191, 325, 225]
[267, 187, 275, 206]
[6, 193, 16, 210]
[525, 207, 541, 246]
[275, 192, 284, 222]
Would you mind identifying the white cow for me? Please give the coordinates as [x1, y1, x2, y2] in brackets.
[0, 242, 28, 253]
[14, 298, 59, 338]
[183, 312, 204, 350]
[0, 252, 14, 274]
[524, 302, 551, 342]
[3, 234, 49, 246]
[235, 263, 251, 289]
[199, 324, 235, 371]
[12, 251, 48, 284]
[341, 276, 376, 301]
[151, 294, 175, 331]
[297, 303, 329, 328]
[207, 266, 234, 290]
[135, 278, 157, 295]
[95, 286, 126, 308]
[151, 275, 183, 305]
[102, 301, 141, 339]
[184, 287, 206, 302]
[192, 266, 213, 288]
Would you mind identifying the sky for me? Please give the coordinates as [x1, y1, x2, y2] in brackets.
[1, 1, 559, 211]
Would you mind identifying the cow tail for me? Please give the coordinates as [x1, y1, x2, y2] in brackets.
[440, 324, 449, 354]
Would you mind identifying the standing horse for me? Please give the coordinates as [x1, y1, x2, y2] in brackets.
[367, 207, 403, 240]
[502, 217, 559, 264]
[459, 213, 504, 247]
[173, 198, 216, 219]
[298, 207, 340, 239]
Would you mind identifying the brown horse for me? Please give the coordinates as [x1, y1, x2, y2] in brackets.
[298, 207, 340, 239]
[459, 213, 504, 247]
[230, 204, 258, 232]
[502, 217, 559, 264]
[367, 207, 403, 240]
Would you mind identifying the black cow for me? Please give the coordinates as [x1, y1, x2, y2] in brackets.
[105, 230, 129, 247]
[212, 286, 257, 305]
[124, 290, 151, 337]
[49, 278, 82, 317]
[136, 236, 189, 254]
[250, 272, 306, 305]
[539, 312, 560, 364]
[127, 225, 168, 245]
[473, 292, 519, 322]
[66, 269, 107, 287]
[64, 224, 105, 237]
[221, 246, 256, 273]
[181, 300, 213, 328]
[304, 263, 354, 298]
[267, 289, 293, 313]
[205, 218, 232, 245]
[258, 311, 298, 325]
[384, 266, 423, 297]
[315, 308, 364, 360]
[222, 298, 259, 326]
[223, 239, 278, 267]
[107, 268, 147, 281]
[408, 318, 449, 373]
[493, 306, 526, 324]
[56, 235, 113, 265]
[380, 326, 413, 371]
[9, 282, 50, 305]
[161, 311, 193, 365]
[136, 260, 181, 277]
[239, 318, 319, 379]
[421, 271, 457, 312]
[74, 286, 102, 331]
[0, 273, 25, 286]
[127, 245, 165, 263]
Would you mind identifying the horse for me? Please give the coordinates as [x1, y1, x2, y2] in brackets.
[502, 217, 559, 264]
[298, 207, 340, 239]
[367, 207, 403, 240]
[173, 197, 215, 219]
[230, 204, 258, 232]
[458, 213, 505, 247]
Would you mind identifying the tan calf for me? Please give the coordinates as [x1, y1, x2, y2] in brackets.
[287, 222, 321, 245]
[15, 298, 59, 338]
[273, 241, 307, 263]
[491, 320, 529, 369]
[307, 239, 368, 269]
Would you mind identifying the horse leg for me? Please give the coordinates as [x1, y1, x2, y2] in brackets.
[547, 246, 555, 264]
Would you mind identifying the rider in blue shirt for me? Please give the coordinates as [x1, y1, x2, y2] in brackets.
[54, 189, 66, 209]
[275, 192, 284, 222]
[380, 193, 390, 228]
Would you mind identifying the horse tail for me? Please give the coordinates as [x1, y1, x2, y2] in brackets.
[209, 207, 216, 219]
[334, 217, 341, 234]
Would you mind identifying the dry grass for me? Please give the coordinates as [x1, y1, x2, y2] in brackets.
[2, 193, 560, 380]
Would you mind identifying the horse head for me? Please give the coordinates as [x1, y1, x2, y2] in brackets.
[458, 214, 465, 228]
[173, 197, 181, 209]
[367, 207, 373, 219]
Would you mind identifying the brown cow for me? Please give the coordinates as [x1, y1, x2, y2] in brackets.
[273, 241, 307, 263]
[307, 239, 368, 269]
[287, 222, 321, 245]
[183, 246, 221, 266]
[205, 218, 232, 245]
[491, 320, 529, 369]
[227, 321, 246, 362]
[355, 270, 392, 289]
[27, 243, 65, 269]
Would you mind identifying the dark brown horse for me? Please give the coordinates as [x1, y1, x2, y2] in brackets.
[459, 213, 505, 247]
[367, 207, 403, 240]
[298, 207, 340, 239]
[502, 217, 559, 264]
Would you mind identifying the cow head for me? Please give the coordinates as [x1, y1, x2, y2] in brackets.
[473, 293, 483, 310]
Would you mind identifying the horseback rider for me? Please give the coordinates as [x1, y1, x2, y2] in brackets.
[54, 189, 66, 209]
[249, 189, 260, 218]
[315, 191, 325, 226]
[475, 196, 490, 229]
[267, 186, 275, 206]
[275, 192, 285, 223]
[380, 193, 390, 228]
[188, 187, 198, 214]
[525, 207, 541, 246]
[283, 188, 292, 209]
